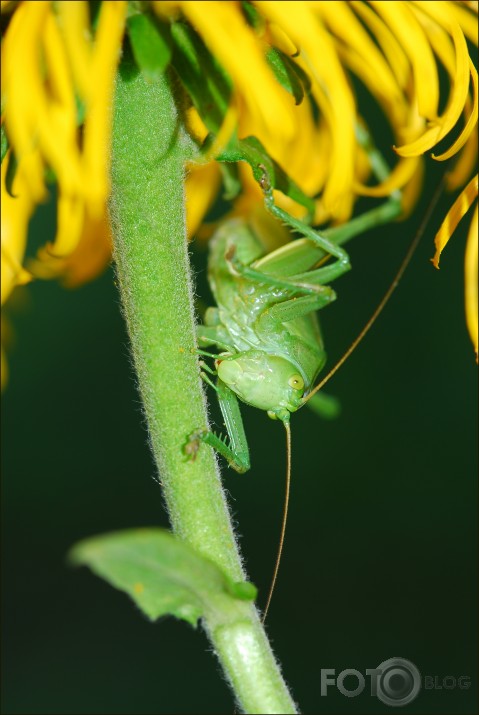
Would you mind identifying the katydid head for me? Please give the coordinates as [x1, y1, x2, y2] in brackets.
[216, 353, 304, 417]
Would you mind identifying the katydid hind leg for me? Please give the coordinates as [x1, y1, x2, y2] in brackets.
[259, 291, 337, 328]
[227, 244, 347, 298]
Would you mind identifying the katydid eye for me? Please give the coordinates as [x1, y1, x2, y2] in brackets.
[288, 374, 304, 390]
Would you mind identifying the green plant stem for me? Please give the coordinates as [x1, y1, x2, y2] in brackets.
[109, 57, 297, 714]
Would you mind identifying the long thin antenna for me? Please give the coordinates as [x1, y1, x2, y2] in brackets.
[262, 419, 291, 623]
[302, 178, 446, 403]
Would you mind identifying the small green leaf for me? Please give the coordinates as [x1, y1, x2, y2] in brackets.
[266, 47, 305, 105]
[127, 14, 172, 81]
[228, 580, 258, 601]
[306, 391, 341, 420]
[70, 528, 256, 626]
[75, 94, 86, 126]
[218, 136, 315, 218]
[1, 123, 9, 164]
[5, 149, 18, 197]
[241, 1, 264, 30]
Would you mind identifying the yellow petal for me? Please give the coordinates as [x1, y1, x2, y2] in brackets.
[395, 18, 470, 156]
[50, 193, 85, 258]
[317, 1, 406, 125]
[1, 154, 34, 306]
[267, 22, 298, 56]
[370, 1, 439, 119]
[433, 58, 478, 160]
[446, 125, 478, 191]
[1, 1, 50, 201]
[432, 174, 478, 267]
[55, 1, 93, 103]
[350, 1, 410, 90]
[464, 203, 478, 360]
[185, 162, 222, 239]
[185, 107, 209, 145]
[354, 157, 421, 197]
[82, 0, 127, 216]
[442, 2, 479, 45]
[60, 212, 112, 288]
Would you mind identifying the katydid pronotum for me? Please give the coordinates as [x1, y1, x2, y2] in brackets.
[183, 135, 440, 620]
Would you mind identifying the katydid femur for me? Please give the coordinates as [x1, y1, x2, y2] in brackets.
[184, 138, 405, 618]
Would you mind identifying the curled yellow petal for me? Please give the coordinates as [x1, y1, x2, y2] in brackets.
[50, 193, 85, 258]
[370, 1, 439, 119]
[395, 19, 470, 157]
[318, 1, 406, 125]
[1, 154, 34, 306]
[446, 126, 478, 191]
[433, 58, 478, 160]
[55, 1, 93, 103]
[267, 23, 298, 56]
[439, 2, 478, 45]
[82, 0, 127, 217]
[1, 1, 50, 202]
[350, 0, 410, 90]
[432, 174, 478, 267]
[185, 162, 222, 239]
[464, 203, 478, 360]
[59, 212, 112, 288]
[354, 156, 421, 198]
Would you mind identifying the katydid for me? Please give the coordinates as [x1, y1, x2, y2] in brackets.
[183, 137, 420, 618]
[184, 161, 402, 472]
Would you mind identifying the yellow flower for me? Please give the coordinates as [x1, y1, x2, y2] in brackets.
[1, 0, 478, 367]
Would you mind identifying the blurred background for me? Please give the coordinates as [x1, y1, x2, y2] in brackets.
[2, 161, 477, 714]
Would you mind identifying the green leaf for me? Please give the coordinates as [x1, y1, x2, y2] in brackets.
[266, 47, 306, 106]
[70, 528, 256, 626]
[241, 1, 264, 30]
[218, 136, 315, 218]
[306, 391, 341, 420]
[5, 149, 18, 197]
[127, 14, 172, 81]
[171, 22, 232, 135]
[1, 123, 9, 164]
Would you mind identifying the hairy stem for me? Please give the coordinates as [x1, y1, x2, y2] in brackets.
[108, 56, 297, 714]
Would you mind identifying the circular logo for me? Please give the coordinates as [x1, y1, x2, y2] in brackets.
[376, 657, 421, 707]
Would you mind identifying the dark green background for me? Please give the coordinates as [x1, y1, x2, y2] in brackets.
[2, 168, 477, 715]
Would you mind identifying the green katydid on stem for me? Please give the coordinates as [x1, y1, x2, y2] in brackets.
[184, 142, 402, 620]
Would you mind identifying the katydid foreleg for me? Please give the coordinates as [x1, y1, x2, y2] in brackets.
[188, 374, 251, 474]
